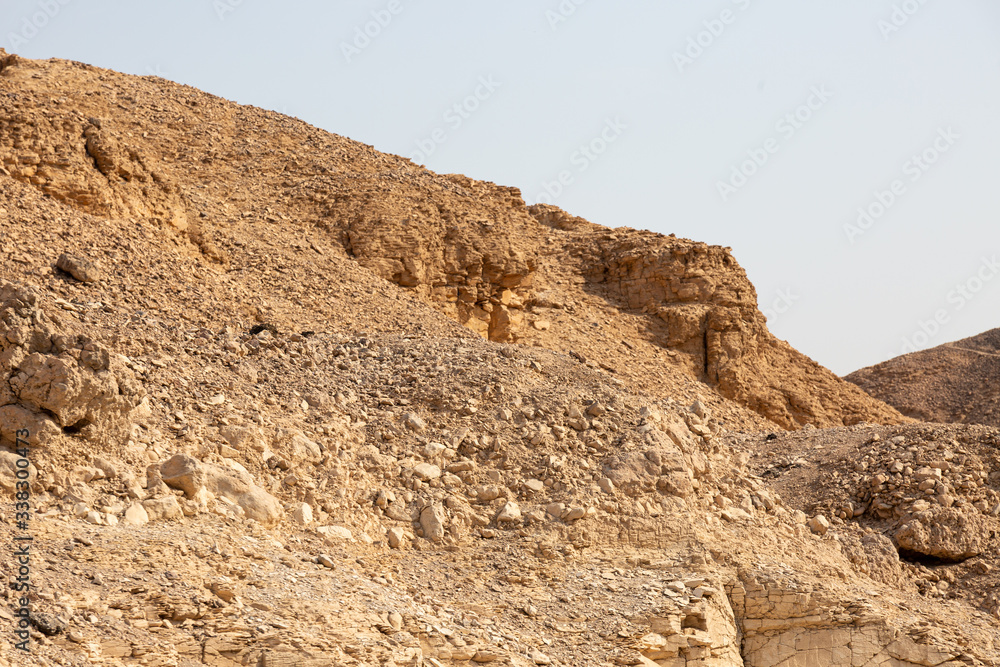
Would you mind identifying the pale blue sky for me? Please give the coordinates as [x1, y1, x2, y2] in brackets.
[4, 0, 999, 374]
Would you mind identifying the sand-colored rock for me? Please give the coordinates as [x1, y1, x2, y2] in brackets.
[142, 495, 182, 522]
[123, 502, 149, 526]
[894, 507, 991, 562]
[160, 454, 283, 525]
[0, 281, 144, 449]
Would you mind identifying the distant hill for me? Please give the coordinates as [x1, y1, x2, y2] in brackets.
[846, 328, 1000, 426]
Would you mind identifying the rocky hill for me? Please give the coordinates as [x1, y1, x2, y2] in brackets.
[0, 49, 903, 432]
[1, 50, 998, 667]
[847, 328, 1000, 426]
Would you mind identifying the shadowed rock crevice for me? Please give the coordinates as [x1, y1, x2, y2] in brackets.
[897, 548, 970, 566]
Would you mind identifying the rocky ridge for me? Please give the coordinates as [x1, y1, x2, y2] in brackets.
[0, 49, 903, 431]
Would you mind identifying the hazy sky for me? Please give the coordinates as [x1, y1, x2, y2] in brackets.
[4, 0, 999, 374]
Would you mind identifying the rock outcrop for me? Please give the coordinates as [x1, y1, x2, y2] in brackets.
[564, 229, 908, 429]
[732, 570, 968, 667]
[0, 281, 144, 449]
[335, 174, 539, 342]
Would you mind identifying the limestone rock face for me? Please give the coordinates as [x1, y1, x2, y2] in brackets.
[732, 571, 964, 667]
[566, 230, 907, 430]
[339, 189, 906, 429]
[333, 174, 537, 343]
[0, 98, 192, 231]
[0, 281, 144, 449]
[603, 446, 692, 499]
[636, 583, 742, 666]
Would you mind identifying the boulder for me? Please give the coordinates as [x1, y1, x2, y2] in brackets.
[159, 454, 282, 525]
[420, 505, 447, 542]
[123, 503, 149, 526]
[808, 515, 830, 535]
[412, 462, 442, 481]
[894, 507, 991, 562]
[142, 496, 182, 522]
[496, 501, 521, 524]
[290, 502, 313, 525]
[56, 253, 103, 282]
[387, 527, 411, 549]
[317, 525, 354, 543]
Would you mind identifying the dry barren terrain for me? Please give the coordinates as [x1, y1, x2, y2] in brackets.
[0, 50, 997, 667]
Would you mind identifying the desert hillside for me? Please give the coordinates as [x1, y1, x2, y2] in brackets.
[847, 328, 1000, 427]
[0, 50, 998, 667]
[0, 49, 903, 432]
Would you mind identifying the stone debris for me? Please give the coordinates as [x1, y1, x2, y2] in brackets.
[290, 502, 313, 525]
[496, 501, 521, 523]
